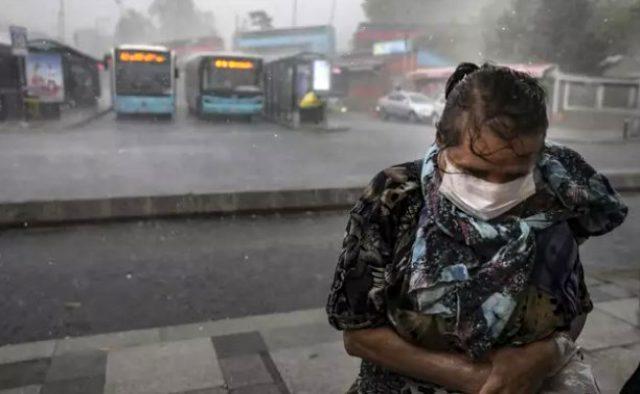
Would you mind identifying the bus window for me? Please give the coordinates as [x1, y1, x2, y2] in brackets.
[115, 59, 171, 96]
[203, 59, 260, 91]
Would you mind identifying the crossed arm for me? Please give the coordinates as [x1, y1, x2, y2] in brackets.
[343, 314, 587, 394]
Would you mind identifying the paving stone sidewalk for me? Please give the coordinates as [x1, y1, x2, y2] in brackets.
[0, 272, 638, 394]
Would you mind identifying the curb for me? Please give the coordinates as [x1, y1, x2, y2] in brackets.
[0, 170, 638, 228]
[67, 106, 113, 130]
[0, 107, 113, 133]
[0, 187, 363, 228]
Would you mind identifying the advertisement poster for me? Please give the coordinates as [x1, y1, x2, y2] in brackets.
[312, 60, 331, 92]
[26, 53, 65, 103]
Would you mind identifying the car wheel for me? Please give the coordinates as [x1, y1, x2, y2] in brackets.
[380, 108, 390, 121]
[408, 111, 418, 123]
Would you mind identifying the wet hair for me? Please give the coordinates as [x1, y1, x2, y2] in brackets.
[437, 62, 548, 157]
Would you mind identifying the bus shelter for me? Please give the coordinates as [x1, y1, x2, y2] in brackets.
[26, 39, 101, 118]
[263, 52, 331, 128]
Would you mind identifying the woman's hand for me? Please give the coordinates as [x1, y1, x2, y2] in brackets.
[463, 361, 492, 394]
[478, 338, 559, 394]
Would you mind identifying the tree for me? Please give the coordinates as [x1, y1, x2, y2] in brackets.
[114, 9, 157, 45]
[248, 11, 273, 31]
[486, 0, 607, 74]
[593, 0, 640, 56]
[482, 0, 538, 62]
[149, 0, 216, 41]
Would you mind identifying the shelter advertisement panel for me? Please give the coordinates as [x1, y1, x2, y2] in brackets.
[26, 53, 65, 103]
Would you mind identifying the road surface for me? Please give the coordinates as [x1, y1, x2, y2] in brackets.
[0, 111, 637, 202]
[1, 193, 638, 344]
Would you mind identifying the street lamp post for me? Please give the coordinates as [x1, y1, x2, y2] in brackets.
[292, 0, 297, 27]
[329, 0, 337, 25]
[58, 0, 66, 43]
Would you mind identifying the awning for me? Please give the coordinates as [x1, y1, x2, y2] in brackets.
[333, 56, 385, 72]
[409, 63, 555, 80]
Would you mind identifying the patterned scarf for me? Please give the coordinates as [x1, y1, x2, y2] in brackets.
[409, 143, 628, 358]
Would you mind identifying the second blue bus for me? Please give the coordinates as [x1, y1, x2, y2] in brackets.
[184, 53, 263, 120]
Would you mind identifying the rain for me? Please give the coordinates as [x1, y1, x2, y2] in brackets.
[0, 0, 639, 393]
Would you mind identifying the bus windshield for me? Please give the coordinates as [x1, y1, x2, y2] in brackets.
[203, 59, 260, 92]
[115, 60, 171, 96]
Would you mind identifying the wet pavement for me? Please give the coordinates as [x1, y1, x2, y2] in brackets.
[0, 111, 638, 393]
[0, 111, 638, 203]
[0, 193, 638, 345]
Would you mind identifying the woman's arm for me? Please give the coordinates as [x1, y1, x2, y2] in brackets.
[343, 327, 491, 394]
[568, 314, 587, 341]
[478, 316, 587, 394]
[345, 327, 567, 394]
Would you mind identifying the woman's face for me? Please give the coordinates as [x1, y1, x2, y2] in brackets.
[440, 127, 545, 184]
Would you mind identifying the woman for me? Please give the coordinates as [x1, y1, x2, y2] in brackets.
[326, 63, 628, 393]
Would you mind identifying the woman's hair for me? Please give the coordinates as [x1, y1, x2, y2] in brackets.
[437, 62, 548, 156]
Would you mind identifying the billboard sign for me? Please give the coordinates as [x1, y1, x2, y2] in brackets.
[373, 39, 410, 56]
[9, 25, 28, 56]
[312, 59, 331, 92]
[26, 53, 65, 103]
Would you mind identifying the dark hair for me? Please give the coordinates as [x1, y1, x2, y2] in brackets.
[437, 62, 548, 156]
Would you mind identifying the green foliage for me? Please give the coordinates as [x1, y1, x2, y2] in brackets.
[486, 0, 640, 73]
[249, 11, 273, 31]
[149, 0, 216, 41]
[114, 9, 157, 45]
[486, 0, 608, 74]
[592, 0, 640, 55]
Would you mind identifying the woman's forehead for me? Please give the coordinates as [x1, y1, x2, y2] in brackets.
[449, 130, 544, 169]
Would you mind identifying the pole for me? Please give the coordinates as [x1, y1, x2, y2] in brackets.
[329, 0, 337, 25]
[18, 55, 27, 122]
[292, 0, 298, 27]
[58, 0, 66, 43]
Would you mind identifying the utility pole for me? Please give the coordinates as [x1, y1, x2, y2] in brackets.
[292, 0, 298, 27]
[114, 0, 124, 17]
[58, 0, 66, 43]
[329, 0, 337, 26]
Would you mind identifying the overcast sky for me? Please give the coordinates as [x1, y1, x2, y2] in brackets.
[0, 0, 366, 50]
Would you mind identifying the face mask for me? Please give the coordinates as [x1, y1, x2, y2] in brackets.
[439, 154, 536, 220]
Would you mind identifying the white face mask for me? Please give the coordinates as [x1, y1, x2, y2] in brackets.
[438, 153, 536, 220]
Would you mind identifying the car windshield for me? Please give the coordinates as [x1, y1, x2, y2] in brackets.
[409, 94, 431, 103]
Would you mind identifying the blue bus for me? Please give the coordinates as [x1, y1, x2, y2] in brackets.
[110, 45, 177, 118]
[184, 52, 263, 120]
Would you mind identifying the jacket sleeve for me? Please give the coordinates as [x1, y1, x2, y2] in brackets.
[326, 172, 399, 330]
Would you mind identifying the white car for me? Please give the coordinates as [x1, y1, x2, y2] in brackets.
[377, 91, 442, 124]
